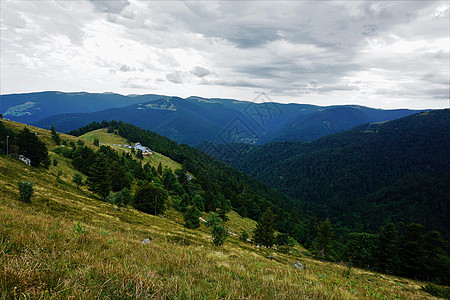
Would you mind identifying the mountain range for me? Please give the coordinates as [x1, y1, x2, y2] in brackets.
[1, 91, 424, 145]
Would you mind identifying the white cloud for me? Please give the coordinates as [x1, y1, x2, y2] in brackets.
[0, 0, 448, 109]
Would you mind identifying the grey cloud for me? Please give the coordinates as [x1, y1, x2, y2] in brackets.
[191, 66, 211, 77]
[318, 84, 360, 93]
[119, 64, 136, 72]
[1, 10, 27, 29]
[422, 73, 449, 86]
[199, 78, 262, 88]
[89, 0, 130, 14]
[166, 71, 183, 84]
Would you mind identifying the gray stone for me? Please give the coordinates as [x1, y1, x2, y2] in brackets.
[142, 238, 151, 244]
[294, 262, 304, 270]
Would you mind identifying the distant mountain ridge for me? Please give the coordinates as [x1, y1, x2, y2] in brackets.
[1, 91, 424, 145]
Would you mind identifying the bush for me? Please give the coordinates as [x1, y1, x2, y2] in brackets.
[422, 283, 450, 298]
[106, 188, 132, 211]
[17, 181, 33, 203]
[239, 230, 249, 243]
[72, 173, 83, 188]
[206, 212, 229, 246]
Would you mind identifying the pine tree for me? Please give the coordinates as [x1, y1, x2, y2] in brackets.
[216, 194, 231, 221]
[184, 205, 201, 229]
[86, 155, 111, 199]
[162, 167, 177, 191]
[17, 127, 48, 167]
[133, 182, 168, 215]
[50, 125, 61, 145]
[193, 194, 205, 211]
[378, 223, 399, 274]
[179, 193, 192, 212]
[253, 207, 276, 247]
[157, 162, 163, 175]
[109, 161, 130, 192]
[400, 223, 425, 276]
[316, 219, 335, 261]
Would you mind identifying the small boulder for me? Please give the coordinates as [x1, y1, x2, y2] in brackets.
[294, 262, 304, 270]
[142, 238, 151, 244]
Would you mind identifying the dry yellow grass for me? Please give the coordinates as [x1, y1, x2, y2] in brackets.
[0, 119, 439, 299]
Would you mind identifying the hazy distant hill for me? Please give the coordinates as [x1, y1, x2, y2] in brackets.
[203, 109, 450, 240]
[0, 91, 163, 123]
[2, 91, 422, 145]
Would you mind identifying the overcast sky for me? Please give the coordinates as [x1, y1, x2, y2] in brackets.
[1, 1, 448, 109]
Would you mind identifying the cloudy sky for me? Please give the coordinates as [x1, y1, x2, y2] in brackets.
[1, 1, 448, 109]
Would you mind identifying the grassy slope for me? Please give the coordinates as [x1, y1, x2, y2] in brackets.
[80, 128, 182, 171]
[0, 120, 438, 299]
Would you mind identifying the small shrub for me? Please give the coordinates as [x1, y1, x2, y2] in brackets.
[106, 188, 132, 211]
[278, 245, 290, 254]
[422, 283, 450, 298]
[77, 140, 85, 146]
[239, 230, 249, 243]
[72, 173, 83, 188]
[53, 158, 58, 166]
[73, 221, 87, 236]
[342, 264, 352, 278]
[206, 212, 229, 246]
[93, 138, 100, 146]
[17, 181, 33, 203]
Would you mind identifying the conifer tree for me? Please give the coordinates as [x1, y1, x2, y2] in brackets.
[179, 193, 192, 212]
[50, 125, 61, 145]
[378, 222, 399, 274]
[157, 162, 163, 175]
[253, 207, 276, 247]
[162, 167, 177, 191]
[133, 182, 167, 215]
[184, 205, 201, 229]
[86, 154, 111, 199]
[17, 127, 48, 167]
[316, 218, 335, 261]
[109, 161, 130, 192]
[193, 194, 205, 211]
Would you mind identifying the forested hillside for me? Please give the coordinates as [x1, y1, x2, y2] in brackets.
[3, 120, 448, 299]
[203, 110, 450, 240]
[68, 120, 299, 230]
[3, 117, 450, 285]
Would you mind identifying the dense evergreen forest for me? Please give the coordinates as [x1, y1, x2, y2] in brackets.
[202, 110, 450, 241]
